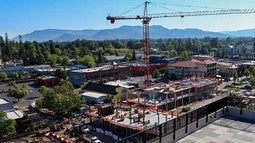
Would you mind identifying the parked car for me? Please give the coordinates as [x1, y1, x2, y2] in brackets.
[81, 127, 90, 134]
[91, 136, 101, 143]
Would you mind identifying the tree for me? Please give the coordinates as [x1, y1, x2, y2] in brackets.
[55, 69, 67, 80]
[12, 72, 19, 80]
[250, 77, 255, 89]
[131, 49, 137, 61]
[250, 66, 255, 77]
[180, 50, 191, 61]
[38, 86, 51, 95]
[36, 81, 84, 116]
[233, 72, 238, 83]
[0, 72, 7, 81]
[8, 88, 28, 101]
[79, 55, 96, 68]
[244, 68, 251, 77]
[164, 69, 170, 78]
[47, 54, 58, 67]
[152, 70, 161, 78]
[0, 110, 16, 138]
[61, 56, 70, 70]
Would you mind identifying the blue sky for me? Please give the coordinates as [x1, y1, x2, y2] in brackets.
[1, 0, 255, 38]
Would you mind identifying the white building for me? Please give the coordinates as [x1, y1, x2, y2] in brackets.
[80, 92, 108, 104]
[0, 97, 23, 119]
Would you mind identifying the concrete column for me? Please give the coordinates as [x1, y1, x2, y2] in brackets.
[159, 124, 162, 143]
[196, 109, 199, 128]
[185, 113, 188, 133]
[173, 118, 176, 140]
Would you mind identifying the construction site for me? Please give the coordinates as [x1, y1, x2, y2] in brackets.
[83, 1, 255, 141]
[85, 76, 219, 140]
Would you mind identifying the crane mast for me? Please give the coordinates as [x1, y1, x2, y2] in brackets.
[143, 1, 151, 87]
[106, 1, 255, 88]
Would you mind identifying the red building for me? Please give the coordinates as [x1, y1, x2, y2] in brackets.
[129, 63, 168, 76]
[37, 75, 60, 86]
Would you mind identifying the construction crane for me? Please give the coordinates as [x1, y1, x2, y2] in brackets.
[107, 1, 255, 87]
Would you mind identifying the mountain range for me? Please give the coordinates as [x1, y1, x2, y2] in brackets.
[13, 25, 255, 42]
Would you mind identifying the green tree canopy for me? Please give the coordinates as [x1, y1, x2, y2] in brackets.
[250, 66, 255, 77]
[244, 68, 251, 77]
[152, 70, 161, 78]
[180, 50, 191, 61]
[0, 72, 8, 80]
[0, 110, 16, 138]
[61, 56, 71, 70]
[55, 69, 67, 80]
[233, 72, 238, 82]
[38, 86, 51, 95]
[8, 88, 28, 101]
[78, 55, 96, 68]
[250, 77, 255, 89]
[12, 72, 19, 80]
[36, 80, 84, 116]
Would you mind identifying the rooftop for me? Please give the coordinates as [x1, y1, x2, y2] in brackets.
[83, 82, 119, 95]
[105, 80, 134, 89]
[71, 65, 128, 73]
[105, 55, 125, 61]
[37, 75, 58, 80]
[177, 117, 255, 143]
[81, 92, 106, 99]
[0, 98, 9, 105]
[145, 77, 218, 93]
[6, 110, 24, 120]
[170, 59, 216, 68]
[169, 60, 198, 68]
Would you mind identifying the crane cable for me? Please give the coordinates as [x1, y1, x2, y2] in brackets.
[152, 2, 227, 11]
[120, 2, 144, 16]
[150, 2, 181, 13]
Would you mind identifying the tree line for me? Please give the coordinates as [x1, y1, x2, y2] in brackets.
[1, 34, 255, 67]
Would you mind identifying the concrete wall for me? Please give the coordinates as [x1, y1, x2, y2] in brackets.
[226, 106, 255, 121]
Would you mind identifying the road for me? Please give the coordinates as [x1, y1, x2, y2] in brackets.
[0, 81, 42, 110]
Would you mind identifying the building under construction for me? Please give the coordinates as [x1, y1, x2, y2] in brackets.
[85, 77, 219, 140]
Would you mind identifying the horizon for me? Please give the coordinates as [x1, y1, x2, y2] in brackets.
[1, 0, 255, 38]
[8, 25, 255, 39]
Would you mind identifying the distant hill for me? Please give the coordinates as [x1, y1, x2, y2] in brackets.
[222, 29, 255, 37]
[12, 25, 255, 42]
